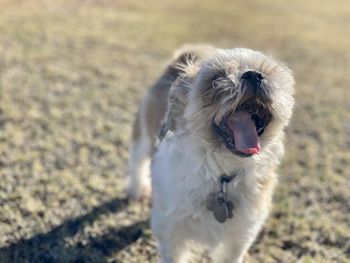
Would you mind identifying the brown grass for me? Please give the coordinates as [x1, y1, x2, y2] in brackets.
[0, 0, 349, 262]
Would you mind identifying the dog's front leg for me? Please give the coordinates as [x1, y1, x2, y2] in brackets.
[213, 241, 248, 263]
[212, 220, 261, 263]
[152, 215, 190, 263]
[158, 236, 189, 263]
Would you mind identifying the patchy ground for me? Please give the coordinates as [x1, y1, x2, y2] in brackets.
[0, 0, 349, 262]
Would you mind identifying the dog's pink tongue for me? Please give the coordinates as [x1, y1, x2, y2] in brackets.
[227, 111, 260, 155]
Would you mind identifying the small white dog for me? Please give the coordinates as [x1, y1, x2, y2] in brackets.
[128, 45, 295, 263]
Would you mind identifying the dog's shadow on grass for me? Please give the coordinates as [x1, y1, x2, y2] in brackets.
[0, 197, 149, 263]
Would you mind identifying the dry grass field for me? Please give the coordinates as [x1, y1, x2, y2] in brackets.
[0, 0, 349, 262]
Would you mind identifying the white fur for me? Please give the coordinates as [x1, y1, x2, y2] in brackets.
[129, 47, 294, 262]
[128, 97, 152, 200]
[151, 130, 282, 263]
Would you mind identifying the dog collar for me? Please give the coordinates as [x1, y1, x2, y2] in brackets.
[206, 174, 236, 223]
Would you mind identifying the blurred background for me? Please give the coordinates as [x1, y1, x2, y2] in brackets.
[0, 0, 349, 262]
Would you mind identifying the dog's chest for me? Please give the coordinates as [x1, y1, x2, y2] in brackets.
[151, 134, 271, 246]
[152, 136, 248, 218]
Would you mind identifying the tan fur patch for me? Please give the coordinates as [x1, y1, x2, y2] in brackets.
[131, 110, 141, 142]
[254, 170, 278, 213]
[137, 45, 216, 143]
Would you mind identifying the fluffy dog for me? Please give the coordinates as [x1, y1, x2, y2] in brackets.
[128, 45, 295, 263]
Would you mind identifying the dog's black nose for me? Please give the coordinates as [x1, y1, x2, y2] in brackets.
[241, 71, 264, 84]
[241, 71, 264, 96]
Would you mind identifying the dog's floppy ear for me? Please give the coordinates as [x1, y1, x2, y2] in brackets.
[159, 76, 190, 140]
[158, 45, 217, 140]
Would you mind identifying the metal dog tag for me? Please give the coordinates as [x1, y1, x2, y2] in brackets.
[226, 200, 234, 219]
[206, 193, 217, 211]
[206, 191, 233, 223]
[206, 174, 235, 223]
[213, 202, 229, 223]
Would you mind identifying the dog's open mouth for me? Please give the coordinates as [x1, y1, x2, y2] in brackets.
[213, 102, 272, 157]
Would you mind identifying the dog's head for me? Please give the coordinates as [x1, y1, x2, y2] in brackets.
[184, 48, 295, 157]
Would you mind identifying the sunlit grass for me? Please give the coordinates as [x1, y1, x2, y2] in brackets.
[0, 0, 349, 262]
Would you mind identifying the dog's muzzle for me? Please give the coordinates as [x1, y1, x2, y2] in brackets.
[212, 71, 272, 157]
